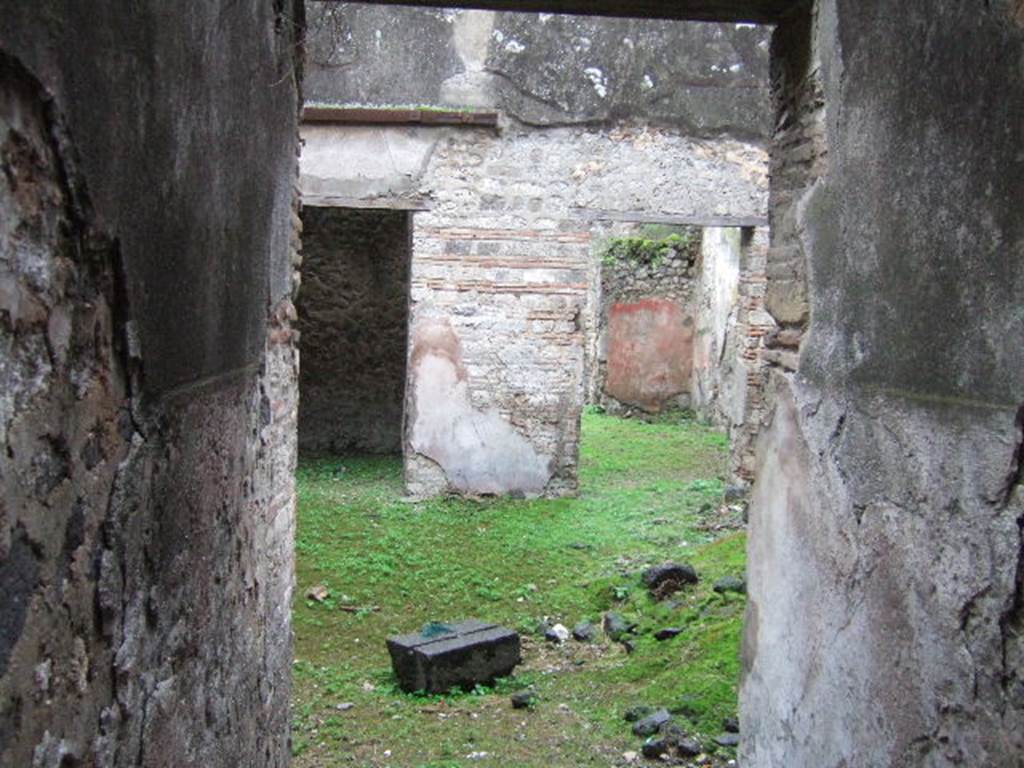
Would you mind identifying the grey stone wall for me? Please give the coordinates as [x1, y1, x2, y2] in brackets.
[298, 207, 411, 455]
[0, 3, 300, 766]
[741, 2, 1024, 765]
[305, 4, 771, 136]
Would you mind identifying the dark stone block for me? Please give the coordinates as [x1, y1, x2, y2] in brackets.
[713, 575, 747, 595]
[632, 708, 672, 737]
[386, 619, 521, 694]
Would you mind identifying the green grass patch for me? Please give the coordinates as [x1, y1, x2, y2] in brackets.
[292, 411, 746, 767]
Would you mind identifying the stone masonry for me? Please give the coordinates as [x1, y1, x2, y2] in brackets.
[301, 5, 771, 496]
[297, 207, 411, 455]
[0, 3, 301, 765]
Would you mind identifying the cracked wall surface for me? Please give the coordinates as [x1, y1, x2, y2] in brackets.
[741, 1, 1024, 764]
[0, 3, 301, 765]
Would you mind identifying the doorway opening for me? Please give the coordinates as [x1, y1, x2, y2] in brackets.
[296, 206, 412, 456]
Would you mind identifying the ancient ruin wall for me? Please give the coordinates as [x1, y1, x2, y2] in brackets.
[593, 234, 701, 413]
[0, 4, 300, 766]
[741, 2, 1024, 765]
[298, 208, 410, 455]
[302, 121, 768, 496]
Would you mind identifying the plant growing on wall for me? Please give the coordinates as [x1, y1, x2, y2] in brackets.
[599, 226, 700, 268]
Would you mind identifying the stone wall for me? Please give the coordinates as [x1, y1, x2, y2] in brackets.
[298, 207, 410, 455]
[301, 5, 772, 497]
[692, 227, 744, 422]
[305, 3, 771, 135]
[0, 3, 300, 766]
[741, 2, 1024, 765]
[302, 122, 768, 496]
[592, 232, 701, 413]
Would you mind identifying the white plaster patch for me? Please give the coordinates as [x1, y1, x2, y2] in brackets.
[583, 67, 608, 98]
[409, 344, 552, 496]
[642, 74, 655, 90]
[505, 40, 525, 54]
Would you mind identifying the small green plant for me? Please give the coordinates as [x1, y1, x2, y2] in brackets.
[599, 226, 700, 268]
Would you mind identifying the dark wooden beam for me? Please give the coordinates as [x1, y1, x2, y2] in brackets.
[303, 105, 500, 127]
[341, 0, 803, 24]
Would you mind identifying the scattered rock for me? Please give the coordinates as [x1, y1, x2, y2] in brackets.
[305, 584, 329, 602]
[335, 702, 354, 711]
[620, 639, 636, 655]
[536, 619, 552, 636]
[723, 716, 740, 733]
[603, 612, 637, 641]
[622, 751, 639, 763]
[713, 576, 746, 595]
[676, 737, 702, 757]
[572, 620, 598, 643]
[511, 690, 537, 709]
[714, 733, 740, 748]
[641, 563, 699, 599]
[545, 623, 570, 644]
[632, 708, 671, 737]
[623, 705, 654, 723]
[654, 627, 682, 641]
[641, 736, 670, 758]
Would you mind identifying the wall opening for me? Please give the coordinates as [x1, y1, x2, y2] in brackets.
[296, 206, 412, 455]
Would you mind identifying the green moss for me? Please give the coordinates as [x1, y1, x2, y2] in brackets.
[292, 412, 746, 766]
[598, 225, 701, 269]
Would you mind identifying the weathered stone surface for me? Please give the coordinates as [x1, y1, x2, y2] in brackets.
[298, 207, 410, 455]
[300, 10, 770, 498]
[387, 620, 522, 693]
[741, 2, 1024, 766]
[0, 4, 300, 766]
[305, 4, 771, 134]
[642, 562, 699, 592]
[632, 708, 672, 737]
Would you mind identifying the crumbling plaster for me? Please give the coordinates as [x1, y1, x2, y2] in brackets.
[741, 1, 1024, 764]
[0, 3, 301, 765]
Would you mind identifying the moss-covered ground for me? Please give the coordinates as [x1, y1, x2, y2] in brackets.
[291, 410, 746, 767]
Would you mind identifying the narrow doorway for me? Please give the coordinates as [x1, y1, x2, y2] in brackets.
[297, 206, 412, 456]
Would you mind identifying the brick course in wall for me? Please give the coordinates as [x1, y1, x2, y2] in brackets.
[301, 121, 768, 496]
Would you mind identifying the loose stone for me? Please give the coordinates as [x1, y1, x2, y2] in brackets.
[641, 563, 699, 599]
[632, 708, 671, 737]
[654, 627, 682, 641]
[714, 733, 741, 748]
[603, 611, 636, 641]
[545, 623, 570, 644]
[713, 576, 746, 595]
[510, 690, 537, 709]
[572, 620, 598, 642]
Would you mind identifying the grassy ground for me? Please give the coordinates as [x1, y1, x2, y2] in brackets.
[292, 410, 746, 768]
